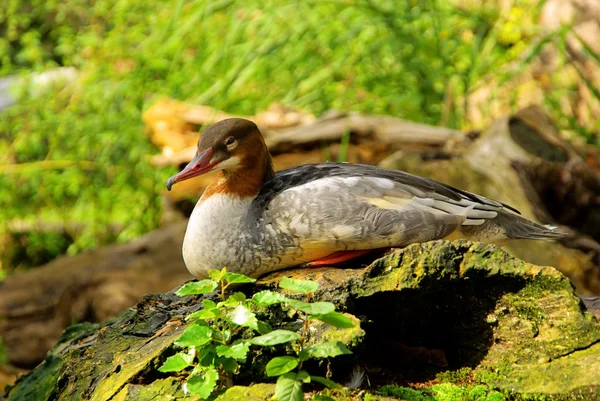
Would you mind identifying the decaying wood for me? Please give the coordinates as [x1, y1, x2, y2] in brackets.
[143, 98, 316, 155]
[381, 105, 600, 293]
[147, 104, 461, 168]
[263, 111, 462, 154]
[5, 241, 600, 400]
[0, 222, 190, 368]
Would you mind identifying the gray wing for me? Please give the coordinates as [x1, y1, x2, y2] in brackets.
[262, 173, 503, 252]
[245, 163, 562, 271]
[247, 163, 517, 220]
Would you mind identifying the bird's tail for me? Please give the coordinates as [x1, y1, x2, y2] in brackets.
[459, 210, 567, 243]
[494, 211, 567, 241]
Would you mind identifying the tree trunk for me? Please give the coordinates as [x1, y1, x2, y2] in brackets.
[4, 241, 600, 400]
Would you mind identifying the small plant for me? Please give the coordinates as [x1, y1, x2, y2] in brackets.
[263, 276, 354, 401]
[159, 268, 354, 400]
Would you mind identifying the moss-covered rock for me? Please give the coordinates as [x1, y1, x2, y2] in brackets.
[112, 378, 202, 401]
[4, 241, 599, 400]
[214, 383, 275, 401]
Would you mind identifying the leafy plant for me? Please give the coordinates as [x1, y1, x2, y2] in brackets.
[160, 269, 354, 400]
[262, 277, 353, 401]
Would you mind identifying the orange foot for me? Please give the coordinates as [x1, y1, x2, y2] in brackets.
[303, 250, 374, 268]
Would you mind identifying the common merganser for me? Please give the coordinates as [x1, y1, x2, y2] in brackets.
[166, 118, 564, 279]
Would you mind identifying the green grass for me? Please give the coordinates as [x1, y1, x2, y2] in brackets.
[0, 0, 596, 269]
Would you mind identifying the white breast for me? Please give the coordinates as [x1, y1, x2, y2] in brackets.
[182, 194, 253, 278]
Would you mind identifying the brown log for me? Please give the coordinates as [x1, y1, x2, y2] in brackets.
[148, 107, 461, 167]
[264, 111, 462, 154]
[0, 222, 191, 368]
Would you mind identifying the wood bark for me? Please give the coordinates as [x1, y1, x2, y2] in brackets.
[4, 241, 600, 400]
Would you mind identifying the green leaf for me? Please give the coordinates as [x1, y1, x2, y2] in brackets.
[257, 320, 273, 335]
[222, 291, 247, 307]
[213, 329, 231, 343]
[275, 374, 304, 401]
[186, 308, 220, 321]
[186, 301, 220, 321]
[158, 351, 194, 372]
[313, 312, 355, 328]
[197, 345, 216, 367]
[187, 367, 219, 398]
[252, 290, 287, 306]
[216, 342, 250, 361]
[266, 356, 298, 376]
[306, 341, 352, 359]
[224, 272, 256, 284]
[248, 329, 301, 346]
[228, 305, 259, 330]
[310, 375, 342, 389]
[298, 349, 310, 361]
[175, 323, 213, 347]
[201, 299, 217, 310]
[219, 356, 238, 373]
[208, 268, 226, 282]
[284, 299, 335, 315]
[279, 277, 319, 294]
[229, 292, 247, 302]
[176, 280, 218, 296]
[296, 370, 310, 383]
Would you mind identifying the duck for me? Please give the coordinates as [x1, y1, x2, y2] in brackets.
[166, 118, 565, 279]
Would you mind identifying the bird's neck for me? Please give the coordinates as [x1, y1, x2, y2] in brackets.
[201, 147, 275, 201]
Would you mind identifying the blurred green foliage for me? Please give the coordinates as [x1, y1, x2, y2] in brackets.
[0, 0, 591, 270]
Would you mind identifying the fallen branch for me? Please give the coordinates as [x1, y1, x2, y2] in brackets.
[264, 112, 462, 153]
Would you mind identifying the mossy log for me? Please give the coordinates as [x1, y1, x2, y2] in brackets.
[381, 106, 600, 294]
[5, 241, 600, 400]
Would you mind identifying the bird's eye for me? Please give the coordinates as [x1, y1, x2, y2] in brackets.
[225, 137, 236, 146]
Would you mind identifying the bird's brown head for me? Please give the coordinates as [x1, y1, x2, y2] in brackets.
[166, 118, 274, 194]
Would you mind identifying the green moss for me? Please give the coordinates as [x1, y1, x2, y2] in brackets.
[379, 385, 435, 401]
[485, 392, 506, 401]
[467, 385, 489, 401]
[487, 343, 600, 395]
[363, 393, 378, 401]
[213, 384, 276, 401]
[7, 240, 600, 400]
[380, 383, 506, 401]
[436, 367, 474, 384]
[6, 355, 63, 401]
[480, 276, 600, 367]
[432, 383, 464, 401]
[88, 329, 183, 401]
[116, 378, 202, 401]
[360, 241, 600, 398]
